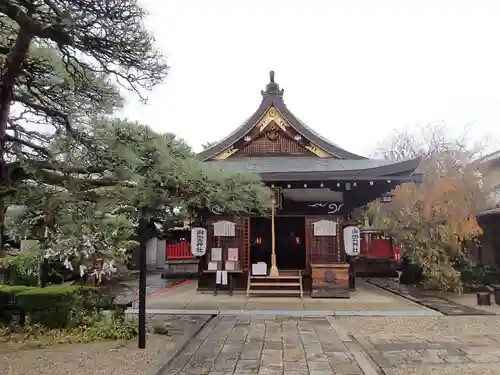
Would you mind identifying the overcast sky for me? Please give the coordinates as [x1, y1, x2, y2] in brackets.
[120, 0, 500, 156]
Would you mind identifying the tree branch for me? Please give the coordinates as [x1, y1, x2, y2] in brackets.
[5, 134, 51, 156]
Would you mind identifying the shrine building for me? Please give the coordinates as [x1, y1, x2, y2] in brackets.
[195, 71, 421, 298]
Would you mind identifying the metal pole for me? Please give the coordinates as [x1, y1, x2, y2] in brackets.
[269, 197, 279, 277]
[138, 209, 147, 349]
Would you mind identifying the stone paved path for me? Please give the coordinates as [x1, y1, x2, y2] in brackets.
[160, 315, 371, 375]
[152, 313, 500, 375]
[117, 272, 184, 305]
[367, 278, 494, 316]
[355, 332, 500, 375]
[144, 314, 212, 337]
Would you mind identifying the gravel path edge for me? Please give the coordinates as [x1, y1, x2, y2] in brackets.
[147, 314, 216, 375]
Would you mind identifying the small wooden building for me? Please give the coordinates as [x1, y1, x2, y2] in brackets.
[197, 71, 421, 297]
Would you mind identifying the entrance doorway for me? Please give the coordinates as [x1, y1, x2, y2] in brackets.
[250, 216, 306, 270]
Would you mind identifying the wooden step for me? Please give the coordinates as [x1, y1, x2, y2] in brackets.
[248, 289, 302, 295]
[247, 270, 304, 299]
[250, 282, 301, 287]
[250, 275, 301, 280]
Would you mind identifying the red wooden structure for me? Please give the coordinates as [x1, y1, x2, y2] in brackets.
[360, 233, 397, 260]
[165, 232, 399, 264]
[165, 242, 193, 260]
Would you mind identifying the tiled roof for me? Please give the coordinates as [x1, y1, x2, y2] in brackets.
[206, 156, 422, 181]
[206, 157, 395, 174]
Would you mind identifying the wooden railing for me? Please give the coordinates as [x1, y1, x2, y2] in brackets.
[166, 242, 193, 260]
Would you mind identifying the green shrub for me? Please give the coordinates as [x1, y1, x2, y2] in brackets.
[0, 285, 99, 328]
[1, 316, 139, 347]
[0, 285, 31, 307]
[81, 316, 139, 341]
[460, 263, 493, 286]
[0, 285, 30, 323]
[6, 251, 40, 286]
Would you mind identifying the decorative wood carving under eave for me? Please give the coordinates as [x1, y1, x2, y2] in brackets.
[305, 144, 331, 158]
[258, 106, 288, 132]
[211, 105, 333, 159]
[212, 145, 239, 160]
[308, 202, 344, 214]
[273, 187, 283, 210]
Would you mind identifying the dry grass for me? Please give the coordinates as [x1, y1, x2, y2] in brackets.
[0, 334, 174, 375]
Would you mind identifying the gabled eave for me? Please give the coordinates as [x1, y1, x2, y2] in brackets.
[198, 71, 366, 161]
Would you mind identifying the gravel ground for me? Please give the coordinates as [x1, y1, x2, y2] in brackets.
[390, 364, 500, 375]
[0, 335, 174, 375]
[335, 315, 500, 337]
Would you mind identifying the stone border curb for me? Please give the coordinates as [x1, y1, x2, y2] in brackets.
[326, 316, 352, 342]
[125, 308, 441, 317]
[147, 314, 217, 375]
[125, 308, 219, 315]
[367, 279, 494, 316]
[345, 341, 384, 375]
[327, 316, 385, 375]
[352, 333, 395, 375]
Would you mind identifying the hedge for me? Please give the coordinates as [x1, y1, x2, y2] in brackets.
[0, 284, 101, 328]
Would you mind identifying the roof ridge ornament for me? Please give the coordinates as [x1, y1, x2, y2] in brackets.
[261, 70, 284, 98]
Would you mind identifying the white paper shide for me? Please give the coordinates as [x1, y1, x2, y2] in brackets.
[190, 227, 207, 256]
[343, 225, 361, 256]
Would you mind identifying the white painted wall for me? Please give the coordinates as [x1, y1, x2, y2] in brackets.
[146, 237, 158, 268]
[156, 239, 166, 268]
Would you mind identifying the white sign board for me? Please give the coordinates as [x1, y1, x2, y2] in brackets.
[190, 227, 207, 256]
[213, 220, 236, 237]
[208, 261, 218, 271]
[252, 262, 267, 276]
[313, 220, 337, 236]
[211, 247, 222, 261]
[343, 225, 361, 256]
[228, 248, 239, 261]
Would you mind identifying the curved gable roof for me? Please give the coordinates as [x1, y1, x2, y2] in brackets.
[198, 71, 366, 161]
[206, 156, 422, 181]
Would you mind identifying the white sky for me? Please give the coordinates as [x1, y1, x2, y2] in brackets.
[120, 0, 500, 156]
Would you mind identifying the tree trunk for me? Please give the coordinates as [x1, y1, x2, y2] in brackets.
[0, 27, 34, 251]
[0, 205, 5, 252]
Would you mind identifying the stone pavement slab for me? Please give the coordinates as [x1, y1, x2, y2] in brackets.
[116, 272, 185, 306]
[146, 279, 435, 315]
[150, 313, 500, 375]
[158, 315, 374, 375]
[144, 314, 212, 337]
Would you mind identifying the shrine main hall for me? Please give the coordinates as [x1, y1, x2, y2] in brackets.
[191, 72, 421, 297]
